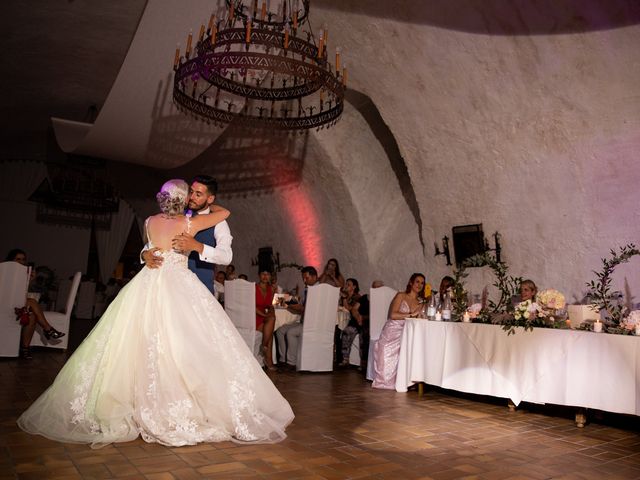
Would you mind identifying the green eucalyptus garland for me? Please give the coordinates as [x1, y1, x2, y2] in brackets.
[586, 243, 639, 326]
[452, 252, 522, 324]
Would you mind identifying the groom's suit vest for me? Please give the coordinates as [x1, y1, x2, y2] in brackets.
[188, 218, 216, 294]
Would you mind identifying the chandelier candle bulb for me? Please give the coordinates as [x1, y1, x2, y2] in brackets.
[211, 23, 217, 44]
[246, 16, 252, 44]
[198, 24, 205, 42]
[335, 47, 341, 73]
[293, 10, 298, 29]
[284, 25, 289, 49]
[317, 33, 324, 59]
[229, 1, 235, 22]
[342, 66, 347, 87]
[261, 1, 267, 20]
[173, 45, 180, 68]
[208, 13, 215, 32]
[186, 30, 193, 57]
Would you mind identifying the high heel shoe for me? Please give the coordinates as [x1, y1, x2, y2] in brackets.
[44, 328, 65, 340]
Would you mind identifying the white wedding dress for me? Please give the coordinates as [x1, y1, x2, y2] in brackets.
[18, 219, 294, 448]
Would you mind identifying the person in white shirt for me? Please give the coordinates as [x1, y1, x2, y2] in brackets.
[142, 175, 233, 294]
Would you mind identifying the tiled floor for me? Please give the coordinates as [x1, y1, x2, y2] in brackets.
[2, 326, 640, 479]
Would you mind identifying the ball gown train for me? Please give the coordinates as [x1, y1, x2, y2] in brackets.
[17, 249, 294, 448]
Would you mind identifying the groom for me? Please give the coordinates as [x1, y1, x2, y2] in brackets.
[142, 175, 233, 294]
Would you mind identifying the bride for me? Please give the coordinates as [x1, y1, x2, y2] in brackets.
[17, 179, 294, 448]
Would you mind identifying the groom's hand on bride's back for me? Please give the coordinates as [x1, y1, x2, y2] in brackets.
[142, 248, 163, 269]
[172, 232, 203, 254]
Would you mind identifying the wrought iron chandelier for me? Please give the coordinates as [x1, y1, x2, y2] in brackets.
[172, 0, 346, 131]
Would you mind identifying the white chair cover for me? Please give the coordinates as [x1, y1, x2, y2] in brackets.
[297, 283, 340, 372]
[75, 281, 96, 319]
[349, 334, 361, 366]
[366, 286, 397, 380]
[31, 271, 81, 350]
[0, 262, 30, 357]
[224, 279, 262, 363]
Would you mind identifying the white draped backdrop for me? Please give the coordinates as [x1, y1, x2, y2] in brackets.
[0, 160, 140, 283]
[96, 199, 135, 283]
[0, 160, 47, 202]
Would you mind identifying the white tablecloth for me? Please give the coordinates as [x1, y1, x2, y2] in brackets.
[274, 308, 301, 330]
[396, 319, 640, 416]
[274, 307, 351, 331]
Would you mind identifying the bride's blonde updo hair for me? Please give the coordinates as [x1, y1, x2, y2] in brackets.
[156, 179, 189, 216]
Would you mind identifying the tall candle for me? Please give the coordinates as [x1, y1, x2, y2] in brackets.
[186, 30, 193, 57]
[317, 33, 324, 59]
[246, 16, 252, 44]
[173, 45, 180, 68]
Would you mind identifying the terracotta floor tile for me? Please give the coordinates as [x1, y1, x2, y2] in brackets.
[3, 346, 640, 479]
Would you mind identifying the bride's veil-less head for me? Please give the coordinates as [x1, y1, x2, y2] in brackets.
[156, 179, 189, 216]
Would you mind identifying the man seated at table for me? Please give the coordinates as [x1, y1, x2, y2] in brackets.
[275, 266, 318, 367]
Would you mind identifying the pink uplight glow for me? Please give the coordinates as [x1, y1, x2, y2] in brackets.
[279, 186, 323, 268]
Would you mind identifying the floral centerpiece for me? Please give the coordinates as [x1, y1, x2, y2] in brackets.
[619, 310, 640, 335]
[536, 288, 566, 314]
[501, 289, 569, 335]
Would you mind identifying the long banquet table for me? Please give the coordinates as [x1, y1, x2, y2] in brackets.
[396, 319, 640, 416]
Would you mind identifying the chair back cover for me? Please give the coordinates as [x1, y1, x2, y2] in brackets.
[366, 286, 397, 380]
[30, 271, 81, 350]
[224, 279, 257, 354]
[0, 262, 30, 357]
[55, 279, 71, 312]
[370, 286, 397, 340]
[297, 283, 340, 372]
[65, 272, 82, 315]
[75, 281, 96, 319]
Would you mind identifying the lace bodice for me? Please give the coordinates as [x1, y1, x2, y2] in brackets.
[155, 250, 188, 269]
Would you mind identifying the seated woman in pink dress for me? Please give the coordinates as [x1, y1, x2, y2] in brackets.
[255, 270, 277, 371]
[372, 273, 425, 389]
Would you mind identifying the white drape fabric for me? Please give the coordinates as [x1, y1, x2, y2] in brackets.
[297, 283, 340, 372]
[95, 200, 135, 283]
[0, 160, 47, 201]
[0, 262, 30, 357]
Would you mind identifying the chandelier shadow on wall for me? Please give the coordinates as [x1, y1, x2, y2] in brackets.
[173, 0, 346, 132]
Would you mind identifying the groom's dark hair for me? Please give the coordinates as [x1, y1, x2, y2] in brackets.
[192, 175, 218, 196]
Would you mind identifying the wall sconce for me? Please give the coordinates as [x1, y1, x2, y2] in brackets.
[484, 231, 502, 263]
[434, 235, 452, 266]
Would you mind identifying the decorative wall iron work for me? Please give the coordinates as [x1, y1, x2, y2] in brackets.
[173, 0, 345, 131]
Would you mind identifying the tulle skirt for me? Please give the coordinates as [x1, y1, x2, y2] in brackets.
[17, 253, 294, 448]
